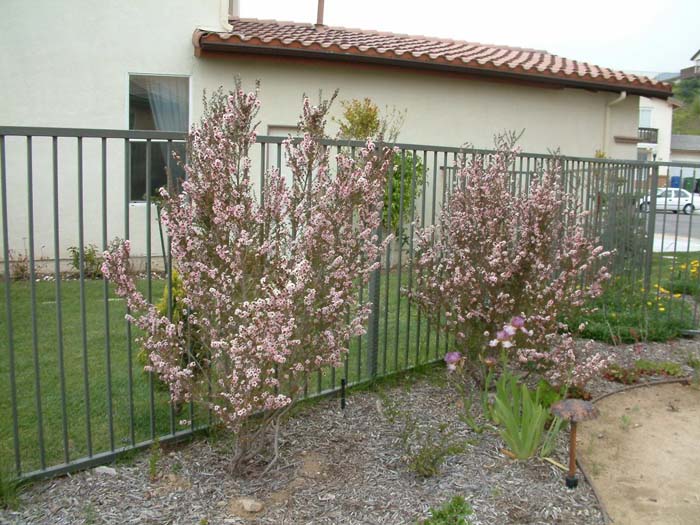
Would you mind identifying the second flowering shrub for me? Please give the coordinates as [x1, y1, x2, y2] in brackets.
[410, 135, 611, 387]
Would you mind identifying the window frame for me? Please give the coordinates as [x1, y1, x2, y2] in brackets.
[126, 72, 192, 204]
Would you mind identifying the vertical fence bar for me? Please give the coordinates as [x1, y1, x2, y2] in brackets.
[145, 140, 156, 439]
[51, 136, 70, 463]
[77, 136, 93, 457]
[166, 140, 176, 436]
[124, 138, 135, 446]
[688, 168, 699, 327]
[260, 142, 266, 206]
[644, 164, 659, 294]
[101, 138, 115, 451]
[366, 227, 381, 379]
[427, 151, 438, 361]
[26, 136, 46, 469]
[405, 150, 418, 366]
[415, 150, 428, 363]
[382, 149, 394, 376]
[394, 149, 406, 370]
[1, 135, 21, 475]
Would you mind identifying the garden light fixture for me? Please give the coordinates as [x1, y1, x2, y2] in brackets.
[551, 399, 599, 489]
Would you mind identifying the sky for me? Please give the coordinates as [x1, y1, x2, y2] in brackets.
[239, 0, 699, 75]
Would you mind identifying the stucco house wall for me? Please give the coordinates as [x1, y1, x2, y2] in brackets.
[0, 0, 658, 262]
[192, 55, 640, 159]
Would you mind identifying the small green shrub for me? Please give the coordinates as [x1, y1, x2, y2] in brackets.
[688, 355, 700, 387]
[420, 496, 473, 525]
[67, 244, 103, 278]
[404, 423, 466, 477]
[490, 369, 563, 459]
[603, 363, 640, 384]
[384, 151, 426, 240]
[137, 270, 205, 397]
[8, 250, 30, 281]
[380, 394, 466, 477]
[634, 359, 683, 377]
[148, 438, 161, 481]
[455, 367, 495, 434]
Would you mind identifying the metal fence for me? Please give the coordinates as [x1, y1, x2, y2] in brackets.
[2, 125, 700, 481]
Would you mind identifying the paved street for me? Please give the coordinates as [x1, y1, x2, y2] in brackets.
[655, 210, 700, 240]
[653, 210, 700, 252]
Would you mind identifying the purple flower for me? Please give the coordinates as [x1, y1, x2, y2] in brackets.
[496, 330, 509, 341]
[444, 351, 462, 365]
[510, 316, 525, 329]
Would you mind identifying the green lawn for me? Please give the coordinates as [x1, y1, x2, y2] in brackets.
[0, 269, 437, 476]
[7, 250, 692, 476]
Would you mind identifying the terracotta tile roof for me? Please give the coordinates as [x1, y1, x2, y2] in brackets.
[194, 18, 672, 98]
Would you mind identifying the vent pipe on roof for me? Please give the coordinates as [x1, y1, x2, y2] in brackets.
[219, 0, 236, 30]
[316, 0, 325, 26]
[229, 0, 240, 18]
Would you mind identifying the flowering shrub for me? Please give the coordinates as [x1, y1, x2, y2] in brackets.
[410, 135, 611, 387]
[102, 83, 393, 466]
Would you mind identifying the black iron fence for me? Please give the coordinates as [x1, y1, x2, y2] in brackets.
[1, 126, 700, 481]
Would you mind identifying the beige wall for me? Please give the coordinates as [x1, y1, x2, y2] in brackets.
[1, 0, 643, 262]
[193, 56, 640, 159]
[671, 150, 700, 164]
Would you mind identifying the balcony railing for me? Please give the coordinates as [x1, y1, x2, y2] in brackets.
[638, 127, 658, 144]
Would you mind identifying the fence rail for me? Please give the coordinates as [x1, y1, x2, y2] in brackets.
[2, 125, 700, 481]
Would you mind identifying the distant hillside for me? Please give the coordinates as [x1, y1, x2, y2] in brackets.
[672, 78, 700, 135]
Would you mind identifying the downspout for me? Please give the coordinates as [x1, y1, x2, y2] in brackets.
[219, 0, 236, 31]
[602, 91, 627, 155]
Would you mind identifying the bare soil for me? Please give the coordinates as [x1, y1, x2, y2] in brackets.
[578, 382, 700, 525]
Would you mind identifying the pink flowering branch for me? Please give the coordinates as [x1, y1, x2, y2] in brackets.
[103, 82, 393, 467]
[410, 134, 611, 387]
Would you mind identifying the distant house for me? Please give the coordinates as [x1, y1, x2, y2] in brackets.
[637, 97, 681, 162]
[669, 134, 700, 189]
[680, 50, 700, 80]
[0, 0, 674, 259]
[671, 134, 700, 163]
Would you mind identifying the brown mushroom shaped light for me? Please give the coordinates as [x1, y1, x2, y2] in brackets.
[550, 398, 599, 489]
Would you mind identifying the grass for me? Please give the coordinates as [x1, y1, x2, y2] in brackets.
[571, 276, 697, 344]
[5, 249, 698, 476]
[0, 268, 438, 476]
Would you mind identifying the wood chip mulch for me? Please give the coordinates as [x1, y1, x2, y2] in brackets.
[2, 337, 698, 525]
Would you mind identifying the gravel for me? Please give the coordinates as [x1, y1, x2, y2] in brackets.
[2, 337, 698, 525]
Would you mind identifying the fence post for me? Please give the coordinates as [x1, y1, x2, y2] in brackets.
[643, 163, 659, 293]
[367, 227, 382, 379]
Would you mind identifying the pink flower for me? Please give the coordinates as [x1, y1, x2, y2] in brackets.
[444, 351, 462, 365]
[510, 316, 525, 328]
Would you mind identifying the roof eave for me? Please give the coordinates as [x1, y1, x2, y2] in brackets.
[195, 34, 672, 99]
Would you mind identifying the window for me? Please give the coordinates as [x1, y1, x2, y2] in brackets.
[639, 107, 652, 128]
[128, 75, 189, 202]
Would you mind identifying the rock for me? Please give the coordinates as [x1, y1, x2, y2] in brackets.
[94, 466, 117, 476]
[240, 498, 264, 513]
[230, 497, 264, 514]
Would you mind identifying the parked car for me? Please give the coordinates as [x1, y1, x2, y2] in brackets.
[639, 188, 697, 214]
